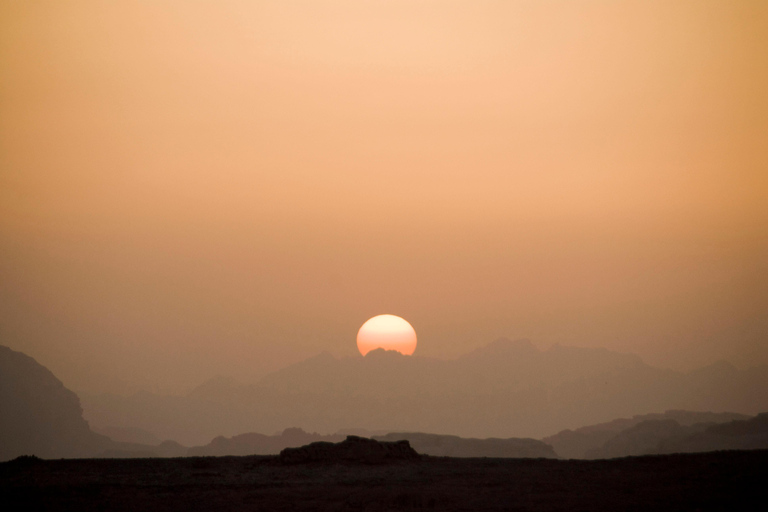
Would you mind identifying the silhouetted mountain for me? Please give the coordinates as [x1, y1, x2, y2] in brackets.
[188, 427, 343, 456]
[544, 410, 749, 459]
[0, 345, 191, 460]
[373, 432, 557, 458]
[0, 345, 113, 461]
[80, 339, 768, 446]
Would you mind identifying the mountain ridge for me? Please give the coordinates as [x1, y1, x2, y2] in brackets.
[80, 339, 768, 445]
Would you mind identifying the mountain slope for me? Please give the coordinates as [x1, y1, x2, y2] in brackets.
[0, 345, 111, 460]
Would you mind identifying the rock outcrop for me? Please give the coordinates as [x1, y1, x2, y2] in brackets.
[279, 435, 419, 463]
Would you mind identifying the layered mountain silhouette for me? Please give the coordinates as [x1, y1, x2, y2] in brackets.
[544, 410, 750, 459]
[81, 339, 768, 446]
[3, 343, 768, 461]
[0, 345, 188, 461]
[544, 411, 768, 459]
[0, 344, 568, 459]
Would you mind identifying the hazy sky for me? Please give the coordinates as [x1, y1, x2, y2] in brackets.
[1, 1, 766, 394]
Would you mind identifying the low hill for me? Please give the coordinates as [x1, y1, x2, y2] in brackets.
[374, 432, 557, 458]
[279, 435, 420, 463]
[188, 427, 343, 456]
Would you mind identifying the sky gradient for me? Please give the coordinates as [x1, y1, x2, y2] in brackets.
[1, 0, 766, 394]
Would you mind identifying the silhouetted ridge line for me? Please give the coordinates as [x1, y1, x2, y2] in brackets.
[188, 427, 343, 456]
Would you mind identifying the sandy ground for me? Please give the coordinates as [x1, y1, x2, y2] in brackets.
[2, 450, 766, 511]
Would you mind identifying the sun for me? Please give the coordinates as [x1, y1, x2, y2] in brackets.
[357, 314, 417, 356]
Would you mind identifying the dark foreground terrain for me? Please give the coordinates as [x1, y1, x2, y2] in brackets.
[2, 450, 766, 511]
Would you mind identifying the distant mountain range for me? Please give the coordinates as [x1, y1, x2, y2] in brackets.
[81, 339, 768, 446]
[543, 410, 751, 459]
[3, 342, 768, 461]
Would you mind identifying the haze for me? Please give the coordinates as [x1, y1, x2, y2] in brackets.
[1, 0, 766, 396]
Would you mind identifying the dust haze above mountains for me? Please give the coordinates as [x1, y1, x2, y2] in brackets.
[1, 0, 767, 397]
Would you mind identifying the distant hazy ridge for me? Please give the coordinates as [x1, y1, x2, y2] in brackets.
[81, 339, 768, 445]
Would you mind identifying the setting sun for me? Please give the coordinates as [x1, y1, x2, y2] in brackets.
[357, 315, 417, 356]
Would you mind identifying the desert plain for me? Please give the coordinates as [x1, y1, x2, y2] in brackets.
[3, 449, 766, 511]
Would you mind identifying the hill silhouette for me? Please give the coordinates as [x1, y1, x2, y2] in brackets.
[188, 428, 343, 456]
[81, 339, 768, 446]
[0, 345, 111, 460]
[279, 435, 419, 464]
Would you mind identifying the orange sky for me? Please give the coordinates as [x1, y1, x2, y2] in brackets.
[1, 1, 766, 394]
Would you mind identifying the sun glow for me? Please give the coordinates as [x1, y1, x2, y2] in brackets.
[357, 314, 417, 356]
